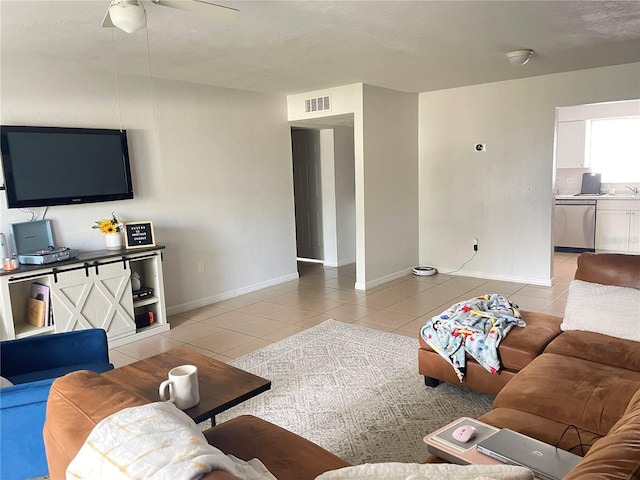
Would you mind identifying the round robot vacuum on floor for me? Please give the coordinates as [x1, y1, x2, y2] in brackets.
[413, 266, 437, 276]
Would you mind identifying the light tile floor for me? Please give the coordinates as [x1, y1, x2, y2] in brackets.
[109, 252, 580, 368]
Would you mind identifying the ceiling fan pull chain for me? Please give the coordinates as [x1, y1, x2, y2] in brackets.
[145, 24, 159, 133]
[111, 28, 124, 133]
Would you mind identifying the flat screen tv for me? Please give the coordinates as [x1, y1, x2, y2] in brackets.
[0, 125, 134, 208]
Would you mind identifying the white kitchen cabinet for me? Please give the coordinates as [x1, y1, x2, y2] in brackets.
[630, 211, 640, 253]
[0, 247, 169, 346]
[595, 200, 640, 254]
[596, 210, 632, 252]
[556, 120, 589, 169]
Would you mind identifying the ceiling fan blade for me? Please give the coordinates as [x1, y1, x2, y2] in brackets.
[101, 6, 114, 28]
[152, 0, 239, 21]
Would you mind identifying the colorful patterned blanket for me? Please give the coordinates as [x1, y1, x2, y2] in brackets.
[420, 294, 525, 382]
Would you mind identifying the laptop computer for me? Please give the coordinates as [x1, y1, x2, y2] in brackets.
[476, 429, 582, 480]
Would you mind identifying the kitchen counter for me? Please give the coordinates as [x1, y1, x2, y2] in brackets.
[556, 194, 640, 201]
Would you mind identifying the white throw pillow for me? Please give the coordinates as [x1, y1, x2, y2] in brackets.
[561, 280, 640, 342]
[0, 376, 13, 387]
[315, 463, 533, 480]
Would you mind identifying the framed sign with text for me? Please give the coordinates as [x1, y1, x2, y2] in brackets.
[124, 221, 156, 249]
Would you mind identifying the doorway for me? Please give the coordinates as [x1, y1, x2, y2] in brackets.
[291, 128, 323, 261]
[290, 118, 356, 271]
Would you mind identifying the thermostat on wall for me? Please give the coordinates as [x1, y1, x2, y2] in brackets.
[413, 266, 437, 276]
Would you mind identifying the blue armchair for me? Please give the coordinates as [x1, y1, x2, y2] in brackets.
[0, 329, 114, 480]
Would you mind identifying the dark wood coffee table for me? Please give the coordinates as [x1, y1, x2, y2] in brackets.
[103, 347, 271, 424]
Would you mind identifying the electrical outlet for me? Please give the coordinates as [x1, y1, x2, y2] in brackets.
[473, 238, 479, 252]
[567, 177, 575, 184]
[197, 261, 205, 274]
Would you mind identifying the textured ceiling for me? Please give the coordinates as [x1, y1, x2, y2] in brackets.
[1, 0, 639, 95]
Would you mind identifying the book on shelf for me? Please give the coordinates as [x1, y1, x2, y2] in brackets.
[26, 283, 52, 328]
[26, 296, 45, 327]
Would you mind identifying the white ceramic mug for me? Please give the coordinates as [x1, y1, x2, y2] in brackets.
[158, 364, 200, 410]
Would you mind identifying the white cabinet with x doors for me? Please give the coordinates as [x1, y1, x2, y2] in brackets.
[0, 246, 168, 347]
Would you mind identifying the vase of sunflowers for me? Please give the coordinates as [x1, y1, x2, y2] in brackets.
[93, 213, 124, 250]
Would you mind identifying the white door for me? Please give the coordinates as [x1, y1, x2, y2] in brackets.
[292, 129, 323, 260]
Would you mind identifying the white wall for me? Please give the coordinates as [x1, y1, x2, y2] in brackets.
[289, 84, 365, 283]
[320, 129, 338, 265]
[319, 126, 356, 268]
[361, 84, 419, 288]
[333, 126, 356, 266]
[287, 84, 363, 120]
[419, 63, 640, 285]
[1, 63, 298, 314]
[558, 99, 640, 121]
[289, 84, 418, 288]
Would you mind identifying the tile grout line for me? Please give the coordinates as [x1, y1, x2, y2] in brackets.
[111, 254, 577, 367]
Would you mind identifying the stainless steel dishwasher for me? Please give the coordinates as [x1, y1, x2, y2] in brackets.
[554, 198, 597, 251]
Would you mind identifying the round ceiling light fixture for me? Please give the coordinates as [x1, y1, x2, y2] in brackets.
[506, 49, 534, 66]
[109, 0, 146, 34]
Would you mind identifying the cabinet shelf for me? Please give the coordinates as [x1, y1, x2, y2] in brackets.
[15, 324, 55, 339]
[136, 323, 164, 335]
[133, 296, 159, 308]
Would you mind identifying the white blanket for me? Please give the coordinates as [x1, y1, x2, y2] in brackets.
[315, 463, 534, 480]
[66, 402, 276, 480]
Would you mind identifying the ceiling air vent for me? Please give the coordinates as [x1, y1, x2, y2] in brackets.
[304, 95, 331, 113]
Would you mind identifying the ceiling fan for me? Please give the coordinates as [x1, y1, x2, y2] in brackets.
[101, 0, 239, 34]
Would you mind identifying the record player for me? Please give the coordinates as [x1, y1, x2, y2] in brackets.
[9, 220, 79, 265]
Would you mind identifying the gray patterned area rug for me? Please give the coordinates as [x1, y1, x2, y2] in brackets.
[216, 319, 494, 465]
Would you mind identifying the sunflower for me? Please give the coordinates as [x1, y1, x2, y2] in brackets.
[100, 220, 116, 234]
[93, 213, 123, 234]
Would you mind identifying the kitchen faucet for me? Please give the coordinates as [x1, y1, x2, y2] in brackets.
[625, 186, 639, 195]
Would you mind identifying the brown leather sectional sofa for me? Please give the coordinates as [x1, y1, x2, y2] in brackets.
[43, 369, 350, 480]
[424, 252, 640, 478]
[475, 253, 640, 479]
[43, 253, 640, 479]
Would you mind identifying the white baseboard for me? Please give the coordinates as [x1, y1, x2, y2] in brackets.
[436, 268, 552, 287]
[296, 257, 324, 264]
[324, 257, 356, 268]
[167, 272, 300, 316]
[355, 267, 413, 291]
[337, 257, 356, 267]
